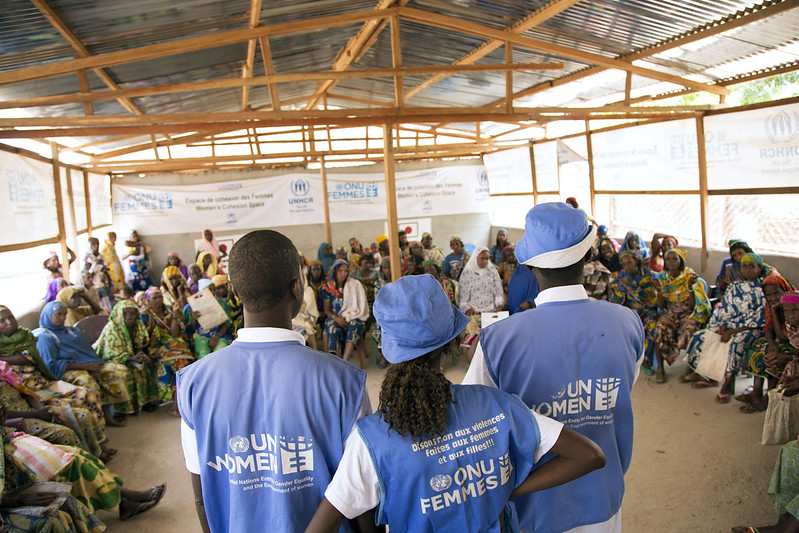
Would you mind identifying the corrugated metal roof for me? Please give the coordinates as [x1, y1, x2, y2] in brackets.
[0, 0, 795, 159]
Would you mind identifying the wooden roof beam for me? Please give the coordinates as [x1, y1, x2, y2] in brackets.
[404, 0, 584, 101]
[486, 0, 795, 110]
[0, 62, 563, 111]
[29, 0, 148, 116]
[258, 36, 281, 111]
[398, 6, 729, 96]
[0, 9, 393, 87]
[241, 0, 263, 110]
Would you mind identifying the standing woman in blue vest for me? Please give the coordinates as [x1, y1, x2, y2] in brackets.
[306, 275, 605, 533]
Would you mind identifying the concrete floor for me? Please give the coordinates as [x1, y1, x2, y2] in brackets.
[100, 356, 782, 532]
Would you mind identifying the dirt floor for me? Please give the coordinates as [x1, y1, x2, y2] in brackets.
[101, 356, 783, 533]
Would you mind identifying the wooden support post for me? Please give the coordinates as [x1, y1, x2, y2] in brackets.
[390, 15, 404, 108]
[505, 42, 513, 114]
[50, 142, 70, 283]
[529, 141, 538, 205]
[82, 169, 93, 238]
[624, 71, 632, 107]
[695, 115, 710, 271]
[65, 168, 80, 279]
[320, 156, 332, 246]
[383, 124, 401, 282]
[585, 120, 596, 219]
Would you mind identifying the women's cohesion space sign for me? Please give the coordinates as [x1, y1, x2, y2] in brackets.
[111, 165, 490, 236]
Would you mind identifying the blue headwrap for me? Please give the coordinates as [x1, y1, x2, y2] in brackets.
[33, 301, 105, 379]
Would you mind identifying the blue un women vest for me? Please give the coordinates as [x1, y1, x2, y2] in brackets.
[480, 298, 643, 533]
[357, 384, 541, 533]
[177, 340, 366, 533]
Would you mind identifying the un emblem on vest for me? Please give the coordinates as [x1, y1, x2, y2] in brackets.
[291, 179, 310, 196]
[229, 436, 249, 453]
[430, 474, 452, 492]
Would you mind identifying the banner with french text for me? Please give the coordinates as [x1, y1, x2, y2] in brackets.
[111, 164, 489, 236]
[0, 151, 59, 246]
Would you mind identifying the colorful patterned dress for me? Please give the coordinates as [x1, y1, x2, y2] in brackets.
[141, 306, 194, 402]
[686, 279, 766, 376]
[93, 302, 158, 415]
[100, 234, 124, 293]
[609, 267, 659, 366]
[653, 267, 711, 364]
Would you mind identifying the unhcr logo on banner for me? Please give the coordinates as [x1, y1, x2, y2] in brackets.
[288, 177, 314, 212]
[291, 178, 310, 197]
[761, 110, 799, 159]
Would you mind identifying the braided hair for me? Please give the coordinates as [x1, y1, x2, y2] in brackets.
[377, 347, 453, 443]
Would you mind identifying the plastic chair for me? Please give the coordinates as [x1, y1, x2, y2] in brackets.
[74, 315, 109, 345]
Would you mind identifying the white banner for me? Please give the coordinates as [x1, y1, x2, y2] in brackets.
[89, 173, 112, 227]
[705, 103, 799, 189]
[111, 165, 489, 236]
[483, 147, 533, 195]
[591, 119, 699, 191]
[532, 142, 559, 192]
[0, 151, 59, 246]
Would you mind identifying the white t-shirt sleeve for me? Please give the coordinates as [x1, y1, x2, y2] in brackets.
[181, 419, 201, 474]
[325, 430, 380, 519]
[462, 343, 498, 387]
[530, 411, 563, 463]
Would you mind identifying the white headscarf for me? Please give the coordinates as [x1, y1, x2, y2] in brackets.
[461, 246, 498, 277]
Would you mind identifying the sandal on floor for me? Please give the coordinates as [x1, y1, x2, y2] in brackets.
[679, 372, 702, 383]
[653, 373, 666, 384]
[691, 380, 718, 389]
[739, 399, 768, 413]
[733, 386, 755, 403]
[146, 483, 167, 504]
[715, 393, 732, 404]
[120, 498, 159, 521]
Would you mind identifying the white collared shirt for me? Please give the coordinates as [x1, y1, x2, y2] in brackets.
[180, 327, 372, 474]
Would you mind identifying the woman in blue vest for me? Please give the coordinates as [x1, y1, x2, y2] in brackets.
[306, 275, 605, 533]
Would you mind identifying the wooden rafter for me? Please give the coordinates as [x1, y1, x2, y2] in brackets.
[0, 62, 563, 111]
[303, 0, 409, 110]
[404, 0, 583, 101]
[485, 0, 796, 110]
[241, 0, 263, 110]
[28, 0, 146, 115]
[258, 36, 281, 111]
[0, 9, 392, 87]
[398, 6, 729, 96]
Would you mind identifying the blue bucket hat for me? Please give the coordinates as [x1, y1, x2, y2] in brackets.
[515, 202, 597, 268]
[373, 274, 469, 364]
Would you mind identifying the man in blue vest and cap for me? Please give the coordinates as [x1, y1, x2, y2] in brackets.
[177, 230, 373, 533]
[464, 202, 644, 533]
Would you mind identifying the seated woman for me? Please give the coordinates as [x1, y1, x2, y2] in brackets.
[496, 245, 517, 296]
[652, 249, 711, 383]
[166, 251, 190, 279]
[317, 242, 336, 277]
[141, 287, 193, 416]
[620, 231, 650, 260]
[403, 242, 426, 276]
[321, 260, 369, 367]
[685, 252, 769, 403]
[0, 306, 105, 431]
[0, 417, 166, 523]
[186, 263, 209, 295]
[93, 301, 159, 416]
[292, 270, 321, 351]
[648, 233, 678, 273]
[583, 245, 612, 300]
[738, 274, 796, 413]
[371, 258, 393, 367]
[348, 237, 363, 268]
[160, 265, 191, 309]
[715, 239, 753, 299]
[196, 251, 218, 279]
[442, 236, 470, 281]
[34, 302, 129, 427]
[55, 287, 102, 327]
[306, 274, 605, 533]
[212, 274, 242, 337]
[183, 279, 233, 359]
[423, 260, 458, 307]
[0, 361, 112, 461]
[595, 237, 622, 274]
[101, 231, 125, 293]
[198, 229, 224, 274]
[350, 252, 379, 309]
[489, 228, 511, 266]
[609, 250, 660, 377]
[458, 246, 505, 347]
[307, 260, 327, 335]
[123, 231, 152, 292]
